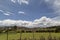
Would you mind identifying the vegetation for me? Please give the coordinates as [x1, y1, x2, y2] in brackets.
[0, 33, 60, 40]
[0, 26, 60, 40]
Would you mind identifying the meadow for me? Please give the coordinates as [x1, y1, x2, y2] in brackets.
[0, 32, 60, 40]
[0, 26, 60, 40]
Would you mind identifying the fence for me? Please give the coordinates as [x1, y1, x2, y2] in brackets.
[0, 32, 60, 40]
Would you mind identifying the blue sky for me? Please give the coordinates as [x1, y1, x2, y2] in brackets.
[0, 0, 57, 21]
[0, 0, 60, 27]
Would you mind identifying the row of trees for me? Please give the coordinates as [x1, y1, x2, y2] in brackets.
[0, 26, 60, 33]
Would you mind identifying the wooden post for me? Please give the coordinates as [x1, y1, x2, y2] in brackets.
[7, 27, 8, 40]
[20, 31, 22, 40]
[32, 30, 35, 40]
[20, 30, 22, 40]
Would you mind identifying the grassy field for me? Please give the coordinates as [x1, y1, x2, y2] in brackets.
[0, 33, 60, 40]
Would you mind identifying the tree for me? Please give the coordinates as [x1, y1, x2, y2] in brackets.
[13, 25, 17, 31]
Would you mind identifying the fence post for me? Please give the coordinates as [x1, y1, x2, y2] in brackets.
[7, 27, 8, 40]
[20, 30, 22, 40]
[32, 30, 35, 40]
[48, 32, 52, 40]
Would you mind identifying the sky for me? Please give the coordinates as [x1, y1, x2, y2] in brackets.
[0, 0, 60, 28]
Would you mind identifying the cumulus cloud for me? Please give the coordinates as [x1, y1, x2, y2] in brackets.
[0, 10, 13, 16]
[0, 16, 60, 28]
[0, 19, 16, 26]
[11, 0, 29, 5]
[44, 0, 60, 22]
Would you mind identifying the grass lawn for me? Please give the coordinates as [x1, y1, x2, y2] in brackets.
[0, 33, 60, 40]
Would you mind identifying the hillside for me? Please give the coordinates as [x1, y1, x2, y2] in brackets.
[0, 26, 60, 33]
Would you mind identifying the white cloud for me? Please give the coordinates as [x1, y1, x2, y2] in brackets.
[1, 19, 16, 26]
[11, 0, 29, 5]
[0, 10, 13, 16]
[44, 0, 60, 21]
[18, 0, 29, 5]
[11, 0, 16, 3]
[45, 0, 60, 15]
[3, 12, 13, 16]
[45, 0, 49, 2]
[18, 11, 25, 15]
[52, 16, 60, 21]
[3, 13, 11, 16]
[0, 16, 60, 28]
[0, 10, 4, 12]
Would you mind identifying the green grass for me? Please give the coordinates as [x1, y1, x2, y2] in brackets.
[0, 33, 60, 40]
